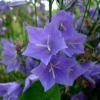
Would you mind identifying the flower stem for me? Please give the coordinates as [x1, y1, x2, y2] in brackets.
[49, 0, 52, 22]
[60, 0, 63, 10]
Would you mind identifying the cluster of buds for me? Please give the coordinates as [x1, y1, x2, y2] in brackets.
[15, 40, 24, 55]
[84, 18, 91, 29]
[77, 48, 92, 63]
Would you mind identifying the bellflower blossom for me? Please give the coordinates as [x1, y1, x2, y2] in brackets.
[0, 27, 7, 35]
[1, 39, 23, 73]
[0, 18, 3, 25]
[0, 82, 22, 100]
[75, 17, 85, 32]
[64, 0, 85, 16]
[52, 10, 76, 37]
[71, 92, 85, 100]
[22, 22, 67, 65]
[88, 8, 98, 20]
[63, 32, 87, 57]
[33, 16, 43, 27]
[31, 56, 85, 91]
[9, 0, 27, 8]
[82, 61, 100, 84]
[0, 1, 10, 13]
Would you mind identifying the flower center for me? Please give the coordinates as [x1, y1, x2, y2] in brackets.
[35, 35, 51, 52]
[59, 23, 66, 31]
[66, 37, 81, 49]
[88, 66, 94, 69]
[68, 68, 73, 73]
[48, 61, 61, 79]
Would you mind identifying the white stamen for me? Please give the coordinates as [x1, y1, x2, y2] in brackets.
[88, 66, 94, 69]
[55, 61, 60, 65]
[47, 35, 50, 46]
[35, 35, 51, 52]
[8, 96, 10, 100]
[35, 44, 47, 47]
[68, 40, 81, 49]
[72, 42, 81, 44]
[51, 66, 55, 79]
[3, 93, 7, 97]
[69, 42, 76, 48]
[60, 23, 66, 30]
[8, 54, 17, 63]
[47, 35, 51, 51]
[68, 68, 73, 72]
[49, 61, 61, 79]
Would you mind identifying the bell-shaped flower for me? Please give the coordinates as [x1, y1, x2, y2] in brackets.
[1, 39, 23, 73]
[9, 0, 27, 8]
[82, 61, 100, 84]
[63, 33, 87, 57]
[0, 82, 22, 100]
[0, 1, 10, 13]
[71, 92, 85, 100]
[31, 55, 84, 91]
[52, 10, 76, 38]
[22, 22, 67, 65]
[88, 8, 98, 20]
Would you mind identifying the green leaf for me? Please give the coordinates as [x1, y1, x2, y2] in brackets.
[19, 80, 44, 100]
[85, 42, 94, 50]
[43, 83, 60, 100]
[19, 80, 60, 100]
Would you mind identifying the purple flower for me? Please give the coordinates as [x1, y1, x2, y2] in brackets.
[63, 32, 87, 57]
[71, 92, 85, 100]
[52, 10, 76, 37]
[82, 61, 100, 84]
[75, 17, 85, 32]
[97, 42, 100, 48]
[23, 74, 39, 92]
[9, 1, 27, 8]
[22, 22, 67, 65]
[0, 27, 7, 35]
[0, 18, 3, 25]
[31, 55, 85, 91]
[0, 82, 22, 100]
[0, 1, 10, 13]
[1, 39, 23, 73]
[65, 58, 85, 86]
[37, 1, 45, 12]
[78, 4, 85, 15]
[88, 8, 98, 20]
[96, 33, 100, 39]
[33, 16, 43, 27]
[27, 6, 34, 14]
[25, 57, 38, 74]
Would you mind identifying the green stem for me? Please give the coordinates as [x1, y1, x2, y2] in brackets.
[60, 0, 63, 10]
[34, 3, 37, 27]
[49, 0, 52, 22]
[31, 0, 37, 26]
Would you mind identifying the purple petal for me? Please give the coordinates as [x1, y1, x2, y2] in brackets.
[23, 74, 39, 92]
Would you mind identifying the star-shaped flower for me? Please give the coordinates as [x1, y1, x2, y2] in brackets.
[63, 33, 87, 57]
[22, 22, 67, 65]
[31, 55, 80, 91]
[52, 10, 76, 38]
[1, 39, 23, 73]
[82, 61, 100, 84]
[0, 82, 22, 100]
